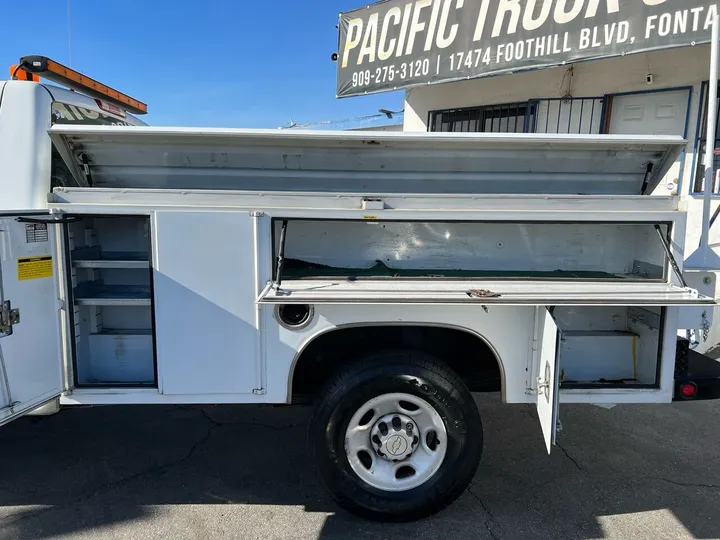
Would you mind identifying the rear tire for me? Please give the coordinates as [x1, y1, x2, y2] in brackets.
[308, 349, 483, 521]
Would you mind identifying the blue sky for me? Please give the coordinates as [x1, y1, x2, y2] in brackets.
[0, 0, 403, 127]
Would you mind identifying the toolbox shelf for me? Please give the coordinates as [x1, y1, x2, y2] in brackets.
[72, 248, 149, 269]
[90, 328, 153, 335]
[67, 215, 156, 387]
[73, 283, 151, 306]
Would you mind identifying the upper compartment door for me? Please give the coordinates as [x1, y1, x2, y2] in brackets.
[0, 213, 64, 426]
[535, 307, 560, 454]
[257, 280, 716, 306]
[48, 125, 685, 195]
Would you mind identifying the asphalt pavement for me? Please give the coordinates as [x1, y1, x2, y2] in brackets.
[0, 394, 719, 540]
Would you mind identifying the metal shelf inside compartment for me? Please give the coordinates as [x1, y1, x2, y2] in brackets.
[89, 328, 153, 336]
[74, 283, 151, 306]
[72, 247, 149, 269]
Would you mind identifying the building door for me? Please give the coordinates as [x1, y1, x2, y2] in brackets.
[607, 89, 690, 195]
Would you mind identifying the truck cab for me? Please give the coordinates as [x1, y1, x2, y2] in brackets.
[0, 56, 146, 211]
[0, 56, 146, 420]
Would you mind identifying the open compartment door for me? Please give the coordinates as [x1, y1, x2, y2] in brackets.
[257, 280, 716, 306]
[0, 213, 64, 426]
[535, 307, 561, 454]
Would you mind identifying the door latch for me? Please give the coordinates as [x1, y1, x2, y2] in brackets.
[536, 361, 552, 403]
[0, 301, 20, 337]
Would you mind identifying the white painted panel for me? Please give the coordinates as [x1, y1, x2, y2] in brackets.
[608, 90, 689, 195]
[560, 331, 638, 383]
[269, 304, 538, 404]
[153, 211, 259, 395]
[677, 271, 716, 330]
[84, 334, 154, 384]
[49, 126, 686, 196]
[553, 306, 628, 332]
[609, 92, 687, 135]
[535, 307, 560, 453]
[0, 215, 63, 425]
[0, 83, 54, 211]
[626, 318, 662, 385]
[620, 105, 644, 122]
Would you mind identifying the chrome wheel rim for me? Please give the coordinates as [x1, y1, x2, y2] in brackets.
[344, 392, 448, 491]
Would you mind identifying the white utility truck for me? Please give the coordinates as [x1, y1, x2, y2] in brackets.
[2, 56, 720, 521]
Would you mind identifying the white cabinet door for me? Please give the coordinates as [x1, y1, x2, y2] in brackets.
[152, 211, 260, 395]
[258, 279, 715, 306]
[0, 213, 63, 426]
[534, 307, 561, 454]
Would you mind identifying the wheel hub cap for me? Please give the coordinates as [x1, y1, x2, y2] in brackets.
[344, 392, 448, 492]
[370, 413, 418, 461]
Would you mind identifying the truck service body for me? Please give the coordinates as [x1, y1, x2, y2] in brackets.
[1, 57, 719, 521]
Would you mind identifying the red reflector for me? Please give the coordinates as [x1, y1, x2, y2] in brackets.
[680, 382, 697, 398]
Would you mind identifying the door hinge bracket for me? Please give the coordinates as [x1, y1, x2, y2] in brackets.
[0, 301, 20, 337]
[252, 388, 266, 395]
[467, 289, 501, 299]
[361, 198, 385, 210]
[0, 401, 21, 414]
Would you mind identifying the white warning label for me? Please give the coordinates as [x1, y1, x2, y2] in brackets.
[25, 223, 48, 243]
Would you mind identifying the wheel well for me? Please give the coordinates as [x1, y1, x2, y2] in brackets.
[290, 325, 502, 403]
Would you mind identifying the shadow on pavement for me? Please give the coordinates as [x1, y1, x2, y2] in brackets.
[0, 394, 719, 540]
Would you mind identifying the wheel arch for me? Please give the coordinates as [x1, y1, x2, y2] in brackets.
[287, 322, 506, 403]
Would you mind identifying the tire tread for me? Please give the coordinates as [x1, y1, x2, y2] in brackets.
[308, 348, 483, 521]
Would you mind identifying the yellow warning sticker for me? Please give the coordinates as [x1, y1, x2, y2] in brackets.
[17, 256, 53, 281]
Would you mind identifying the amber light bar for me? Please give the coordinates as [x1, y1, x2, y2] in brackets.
[17, 55, 147, 115]
[9, 64, 39, 82]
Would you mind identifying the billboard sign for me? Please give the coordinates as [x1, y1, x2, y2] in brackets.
[336, 0, 719, 97]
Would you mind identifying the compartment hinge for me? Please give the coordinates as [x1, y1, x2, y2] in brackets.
[252, 388, 266, 395]
[361, 197, 385, 210]
[0, 301, 20, 338]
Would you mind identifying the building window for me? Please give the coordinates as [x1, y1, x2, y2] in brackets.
[429, 102, 535, 133]
[694, 81, 720, 193]
[428, 97, 605, 134]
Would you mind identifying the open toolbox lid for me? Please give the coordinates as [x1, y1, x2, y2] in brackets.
[257, 280, 716, 306]
[49, 126, 686, 196]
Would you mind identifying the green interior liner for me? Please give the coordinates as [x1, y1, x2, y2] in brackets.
[282, 259, 619, 279]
